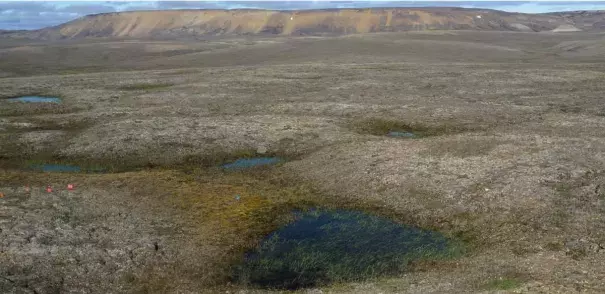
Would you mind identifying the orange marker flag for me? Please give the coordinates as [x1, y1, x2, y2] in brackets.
[0, 192, 4, 198]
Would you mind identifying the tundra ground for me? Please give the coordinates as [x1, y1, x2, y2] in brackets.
[1, 31, 605, 293]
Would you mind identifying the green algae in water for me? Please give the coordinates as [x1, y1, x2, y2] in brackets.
[233, 209, 462, 289]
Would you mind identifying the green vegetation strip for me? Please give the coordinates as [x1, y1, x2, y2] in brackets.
[350, 117, 469, 137]
[118, 83, 174, 91]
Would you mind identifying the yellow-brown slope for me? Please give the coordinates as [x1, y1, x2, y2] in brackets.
[26, 8, 590, 39]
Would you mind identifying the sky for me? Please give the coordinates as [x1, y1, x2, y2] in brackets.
[1, 1, 605, 30]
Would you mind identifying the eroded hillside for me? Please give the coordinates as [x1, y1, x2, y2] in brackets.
[6, 8, 605, 39]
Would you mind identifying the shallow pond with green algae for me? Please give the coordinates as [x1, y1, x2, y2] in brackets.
[233, 209, 463, 290]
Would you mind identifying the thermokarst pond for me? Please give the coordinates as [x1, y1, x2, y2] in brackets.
[233, 209, 462, 290]
[387, 131, 417, 138]
[222, 157, 283, 170]
[30, 164, 81, 172]
[7, 96, 62, 103]
[28, 164, 106, 173]
[350, 118, 427, 138]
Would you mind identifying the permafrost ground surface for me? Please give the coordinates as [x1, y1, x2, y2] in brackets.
[1, 30, 605, 293]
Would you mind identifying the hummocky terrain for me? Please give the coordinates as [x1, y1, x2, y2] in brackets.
[1, 7, 605, 294]
[3, 7, 605, 40]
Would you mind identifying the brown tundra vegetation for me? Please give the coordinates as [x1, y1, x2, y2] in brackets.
[2, 7, 605, 294]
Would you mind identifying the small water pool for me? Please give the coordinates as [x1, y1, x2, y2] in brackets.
[28, 164, 106, 173]
[222, 157, 282, 170]
[30, 164, 81, 172]
[387, 131, 417, 138]
[7, 96, 61, 103]
[233, 209, 461, 289]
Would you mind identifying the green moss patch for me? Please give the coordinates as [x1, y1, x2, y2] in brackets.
[349, 117, 467, 137]
[117, 83, 174, 91]
[484, 277, 522, 290]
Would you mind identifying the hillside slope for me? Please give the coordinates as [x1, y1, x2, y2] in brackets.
[6, 8, 605, 39]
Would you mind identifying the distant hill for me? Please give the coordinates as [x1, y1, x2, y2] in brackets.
[4, 8, 605, 40]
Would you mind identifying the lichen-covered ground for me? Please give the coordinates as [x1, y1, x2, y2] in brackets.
[1, 31, 605, 293]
